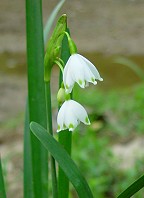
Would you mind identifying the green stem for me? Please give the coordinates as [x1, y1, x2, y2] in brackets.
[58, 29, 71, 198]
[45, 82, 58, 198]
[64, 31, 77, 54]
[54, 60, 64, 73]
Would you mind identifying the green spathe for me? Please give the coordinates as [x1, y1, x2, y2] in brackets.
[44, 14, 67, 82]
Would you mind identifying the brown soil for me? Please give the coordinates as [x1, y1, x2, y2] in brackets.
[0, 0, 144, 54]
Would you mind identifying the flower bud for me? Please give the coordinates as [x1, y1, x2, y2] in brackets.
[57, 87, 65, 105]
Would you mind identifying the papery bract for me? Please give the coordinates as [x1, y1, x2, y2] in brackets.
[57, 99, 90, 132]
[63, 53, 103, 93]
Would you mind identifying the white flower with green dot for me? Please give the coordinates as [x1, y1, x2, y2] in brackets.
[63, 32, 103, 93]
[57, 94, 90, 132]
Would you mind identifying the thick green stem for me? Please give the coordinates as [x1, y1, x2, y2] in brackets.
[45, 82, 58, 198]
[58, 29, 71, 198]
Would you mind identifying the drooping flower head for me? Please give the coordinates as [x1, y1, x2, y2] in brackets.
[63, 53, 103, 93]
[57, 99, 90, 132]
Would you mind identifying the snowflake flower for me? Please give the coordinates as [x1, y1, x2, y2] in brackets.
[57, 99, 90, 132]
[63, 53, 103, 93]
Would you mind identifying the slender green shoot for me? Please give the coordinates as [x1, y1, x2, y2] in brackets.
[114, 56, 144, 80]
[0, 157, 6, 198]
[117, 175, 144, 198]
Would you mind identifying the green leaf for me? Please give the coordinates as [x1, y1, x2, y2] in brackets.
[0, 158, 6, 198]
[117, 175, 144, 198]
[44, 0, 65, 45]
[30, 122, 94, 198]
[25, 0, 48, 197]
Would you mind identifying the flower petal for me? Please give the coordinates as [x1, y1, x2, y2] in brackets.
[63, 57, 75, 93]
[70, 55, 86, 88]
[69, 100, 90, 125]
[57, 101, 67, 132]
[64, 100, 79, 130]
[83, 63, 97, 85]
[77, 54, 103, 81]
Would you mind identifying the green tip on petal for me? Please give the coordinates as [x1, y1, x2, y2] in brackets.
[69, 123, 74, 131]
[91, 77, 95, 82]
[85, 117, 90, 125]
[63, 123, 67, 129]
[57, 125, 61, 132]
[66, 84, 69, 89]
[91, 77, 97, 85]
[78, 79, 83, 85]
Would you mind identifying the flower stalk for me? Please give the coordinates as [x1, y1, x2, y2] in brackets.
[44, 13, 103, 197]
[58, 29, 72, 198]
[45, 82, 58, 198]
[64, 31, 77, 54]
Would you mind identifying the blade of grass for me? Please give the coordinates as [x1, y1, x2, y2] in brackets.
[25, 0, 48, 197]
[114, 56, 144, 80]
[44, 0, 65, 45]
[117, 175, 144, 198]
[58, 29, 72, 198]
[30, 122, 94, 198]
[0, 157, 6, 198]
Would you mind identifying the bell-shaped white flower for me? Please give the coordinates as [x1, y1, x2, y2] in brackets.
[57, 99, 90, 132]
[63, 53, 103, 93]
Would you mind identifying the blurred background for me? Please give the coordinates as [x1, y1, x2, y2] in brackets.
[0, 0, 144, 197]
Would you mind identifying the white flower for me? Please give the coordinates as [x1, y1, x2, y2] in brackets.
[57, 99, 90, 132]
[63, 53, 103, 93]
